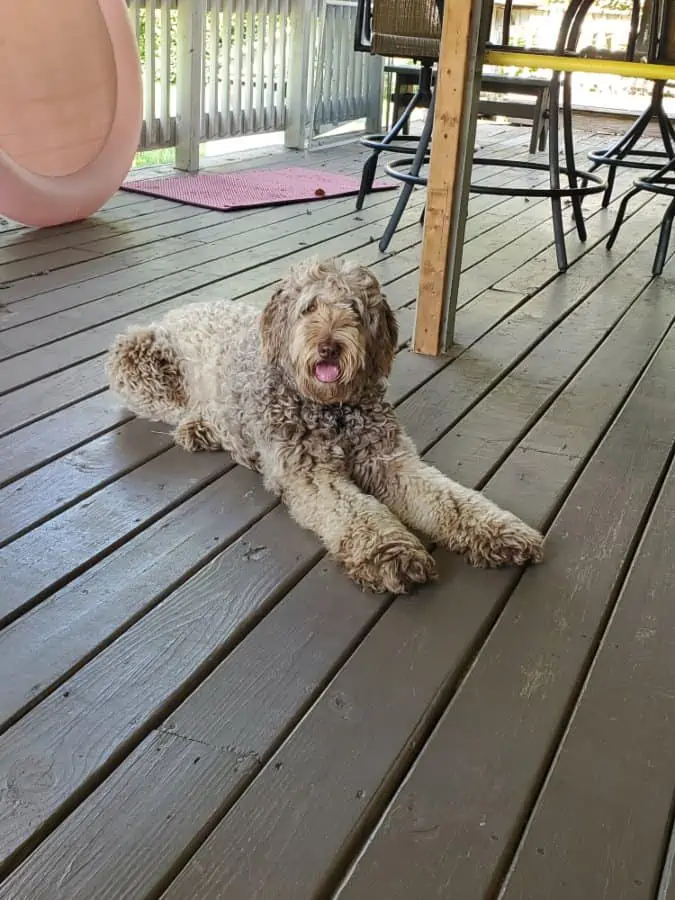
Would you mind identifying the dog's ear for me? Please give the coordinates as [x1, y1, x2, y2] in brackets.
[260, 288, 289, 365]
[369, 295, 398, 378]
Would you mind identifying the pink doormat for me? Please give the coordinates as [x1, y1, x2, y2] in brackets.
[121, 167, 396, 211]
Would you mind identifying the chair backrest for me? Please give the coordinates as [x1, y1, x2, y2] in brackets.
[370, 0, 441, 60]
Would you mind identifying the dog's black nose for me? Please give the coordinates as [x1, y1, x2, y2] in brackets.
[318, 341, 340, 361]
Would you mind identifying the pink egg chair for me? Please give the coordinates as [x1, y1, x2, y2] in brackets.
[0, 0, 143, 227]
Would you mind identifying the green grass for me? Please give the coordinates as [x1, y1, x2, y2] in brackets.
[133, 147, 176, 168]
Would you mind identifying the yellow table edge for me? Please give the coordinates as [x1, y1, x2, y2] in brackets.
[485, 49, 675, 80]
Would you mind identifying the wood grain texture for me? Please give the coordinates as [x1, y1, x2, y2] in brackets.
[0, 507, 322, 872]
[0, 394, 131, 487]
[0, 731, 253, 900]
[397, 197, 668, 454]
[425, 246, 675, 485]
[0, 447, 233, 626]
[0, 237, 204, 310]
[0, 565, 382, 900]
[0, 192, 426, 332]
[0, 200, 426, 396]
[0, 419, 172, 544]
[413, 0, 486, 354]
[0, 466, 273, 730]
[496, 458, 675, 899]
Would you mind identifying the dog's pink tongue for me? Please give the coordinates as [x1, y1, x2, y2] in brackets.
[315, 361, 340, 383]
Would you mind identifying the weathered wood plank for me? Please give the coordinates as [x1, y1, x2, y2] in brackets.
[0, 507, 322, 873]
[0, 360, 105, 437]
[0, 290, 532, 730]
[0, 237, 204, 309]
[0, 420, 173, 546]
[0, 260, 421, 481]
[0, 195, 414, 361]
[0, 448, 232, 627]
[0, 257, 424, 438]
[0, 193, 426, 338]
[0, 162, 632, 398]
[0, 731, 252, 900]
[0, 394, 132, 488]
[0, 127, 578, 329]
[0, 171, 551, 361]
[0, 466, 274, 731]
[0, 152, 372, 265]
[0, 257, 431, 407]
[455, 187, 655, 309]
[0, 125, 670, 900]
[0, 209, 224, 265]
[496, 456, 675, 899]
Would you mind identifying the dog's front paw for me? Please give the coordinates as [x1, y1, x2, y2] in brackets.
[343, 535, 437, 594]
[459, 513, 544, 569]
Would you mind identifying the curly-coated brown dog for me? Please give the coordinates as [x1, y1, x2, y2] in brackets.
[107, 257, 544, 594]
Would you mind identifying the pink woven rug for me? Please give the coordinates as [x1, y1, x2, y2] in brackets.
[121, 167, 395, 211]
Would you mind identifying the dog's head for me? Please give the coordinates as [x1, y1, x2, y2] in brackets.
[260, 258, 398, 404]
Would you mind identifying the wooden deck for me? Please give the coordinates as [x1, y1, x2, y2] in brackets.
[1, 121, 674, 900]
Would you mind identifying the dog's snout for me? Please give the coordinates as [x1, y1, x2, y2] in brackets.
[318, 341, 340, 361]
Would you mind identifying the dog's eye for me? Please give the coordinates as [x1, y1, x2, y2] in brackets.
[303, 299, 317, 315]
[349, 298, 362, 320]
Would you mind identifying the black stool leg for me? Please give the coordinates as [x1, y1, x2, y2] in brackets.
[653, 197, 675, 275]
[602, 166, 618, 209]
[562, 70, 586, 241]
[606, 186, 639, 250]
[379, 92, 435, 253]
[356, 154, 380, 210]
[356, 66, 432, 211]
[548, 73, 568, 272]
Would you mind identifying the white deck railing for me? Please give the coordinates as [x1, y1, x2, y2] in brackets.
[126, 0, 383, 164]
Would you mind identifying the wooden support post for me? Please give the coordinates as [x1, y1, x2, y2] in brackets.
[284, 0, 313, 149]
[365, 55, 384, 134]
[413, 0, 491, 356]
[175, 0, 205, 172]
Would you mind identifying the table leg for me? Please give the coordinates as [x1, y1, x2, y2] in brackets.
[412, 0, 492, 356]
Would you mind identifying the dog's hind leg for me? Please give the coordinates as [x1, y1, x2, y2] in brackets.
[107, 326, 187, 425]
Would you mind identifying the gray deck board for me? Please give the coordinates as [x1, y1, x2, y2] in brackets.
[497, 455, 675, 900]
[0, 123, 673, 900]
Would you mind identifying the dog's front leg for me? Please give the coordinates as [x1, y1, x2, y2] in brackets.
[276, 467, 437, 594]
[354, 434, 544, 569]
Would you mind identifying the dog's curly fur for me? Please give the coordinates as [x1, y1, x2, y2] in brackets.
[107, 257, 544, 594]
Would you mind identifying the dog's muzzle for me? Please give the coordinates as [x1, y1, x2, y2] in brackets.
[315, 341, 341, 383]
